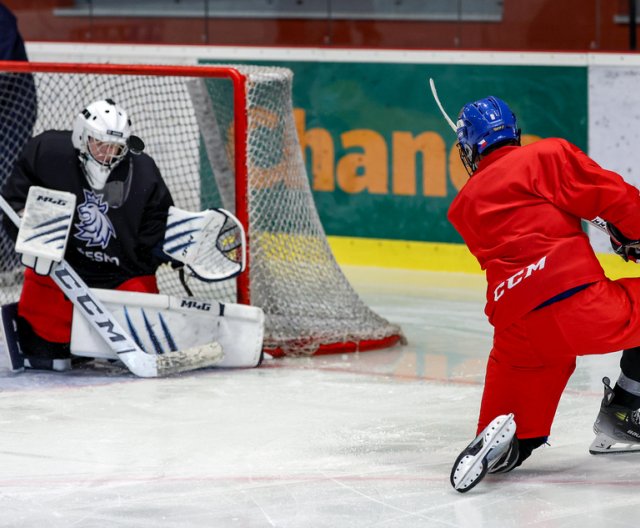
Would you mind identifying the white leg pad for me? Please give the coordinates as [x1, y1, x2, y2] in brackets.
[71, 289, 264, 368]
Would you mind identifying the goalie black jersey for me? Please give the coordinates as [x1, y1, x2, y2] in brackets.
[1, 130, 174, 288]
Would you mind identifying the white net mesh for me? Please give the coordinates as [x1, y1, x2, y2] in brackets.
[0, 63, 403, 356]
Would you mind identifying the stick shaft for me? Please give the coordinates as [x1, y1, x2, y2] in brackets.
[429, 78, 457, 133]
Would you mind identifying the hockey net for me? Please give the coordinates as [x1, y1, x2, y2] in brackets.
[0, 61, 403, 356]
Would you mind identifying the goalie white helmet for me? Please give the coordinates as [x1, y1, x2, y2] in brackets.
[71, 99, 132, 190]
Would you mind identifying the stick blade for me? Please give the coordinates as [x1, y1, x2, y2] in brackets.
[156, 341, 224, 377]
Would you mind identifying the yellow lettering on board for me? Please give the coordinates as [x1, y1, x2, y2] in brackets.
[247, 106, 288, 189]
[294, 108, 335, 191]
[448, 145, 468, 192]
[392, 131, 446, 196]
[337, 130, 388, 194]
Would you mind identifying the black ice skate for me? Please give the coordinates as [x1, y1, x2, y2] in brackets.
[1, 303, 24, 372]
[1, 303, 71, 373]
[450, 413, 518, 493]
[590, 377, 640, 455]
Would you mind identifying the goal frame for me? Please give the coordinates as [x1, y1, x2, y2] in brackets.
[0, 60, 252, 306]
[0, 60, 404, 357]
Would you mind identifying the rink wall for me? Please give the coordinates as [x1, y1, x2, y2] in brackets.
[24, 43, 640, 279]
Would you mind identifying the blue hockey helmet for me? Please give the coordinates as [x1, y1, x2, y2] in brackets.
[456, 96, 520, 175]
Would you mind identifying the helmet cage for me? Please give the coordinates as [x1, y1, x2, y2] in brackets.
[72, 99, 132, 190]
[457, 141, 478, 176]
[86, 135, 128, 169]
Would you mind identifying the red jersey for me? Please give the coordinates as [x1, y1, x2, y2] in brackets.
[448, 138, 640, 330]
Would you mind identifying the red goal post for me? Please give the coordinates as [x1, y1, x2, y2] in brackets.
[0, 61, 404, 356]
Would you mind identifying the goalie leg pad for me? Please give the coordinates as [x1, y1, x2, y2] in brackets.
[70, 289, 264, 369]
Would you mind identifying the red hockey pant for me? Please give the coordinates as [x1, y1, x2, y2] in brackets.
[18, 268, 159, 343]
[478, 277, 640, 439]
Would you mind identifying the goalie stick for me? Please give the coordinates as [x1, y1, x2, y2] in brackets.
[0, 193, 224, 377]
[428, 78, 620, 240]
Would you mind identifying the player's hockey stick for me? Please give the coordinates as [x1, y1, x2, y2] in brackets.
[429, 78, 457, 133]
[0, 194, 223, 377]
[428, 78, 614, 237]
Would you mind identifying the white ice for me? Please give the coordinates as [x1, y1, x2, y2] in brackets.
[0, 267, 631, 528]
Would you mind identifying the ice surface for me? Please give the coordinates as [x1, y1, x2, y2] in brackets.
[0, 267, 630, 527]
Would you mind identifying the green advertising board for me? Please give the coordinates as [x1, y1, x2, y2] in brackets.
[204, 60, 587, 244]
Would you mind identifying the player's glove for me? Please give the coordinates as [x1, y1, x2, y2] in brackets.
[607, 222, 640, 262]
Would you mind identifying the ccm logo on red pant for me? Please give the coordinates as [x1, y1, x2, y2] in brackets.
[494, 256, 547, 302]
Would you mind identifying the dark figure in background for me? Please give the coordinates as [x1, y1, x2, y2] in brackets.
[0, 2, 28, 61]
[0, 2, 37, 271]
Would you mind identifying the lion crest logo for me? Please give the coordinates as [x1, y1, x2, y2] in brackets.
[74, 189, 116, 249]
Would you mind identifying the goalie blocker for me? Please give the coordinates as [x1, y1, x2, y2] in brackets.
[15, 186, 76, 276]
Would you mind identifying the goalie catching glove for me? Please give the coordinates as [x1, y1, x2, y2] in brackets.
[607, 222, 640, 262]
[15, 186, 76, 276]
[162, 206, 246, 282]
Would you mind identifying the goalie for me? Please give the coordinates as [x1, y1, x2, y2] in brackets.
[0, 98, 261, 374]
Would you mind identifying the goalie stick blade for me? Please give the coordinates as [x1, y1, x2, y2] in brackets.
[589, 432, 640, 455]
[155, 341, 224, 377]
[1, 302, 24, 373]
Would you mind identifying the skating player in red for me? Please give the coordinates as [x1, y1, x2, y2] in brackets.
[446, 95, 640, 492]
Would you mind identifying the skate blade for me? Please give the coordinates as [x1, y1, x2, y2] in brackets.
[452, 413, 516, 492]
[589, 432, 640, 455]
